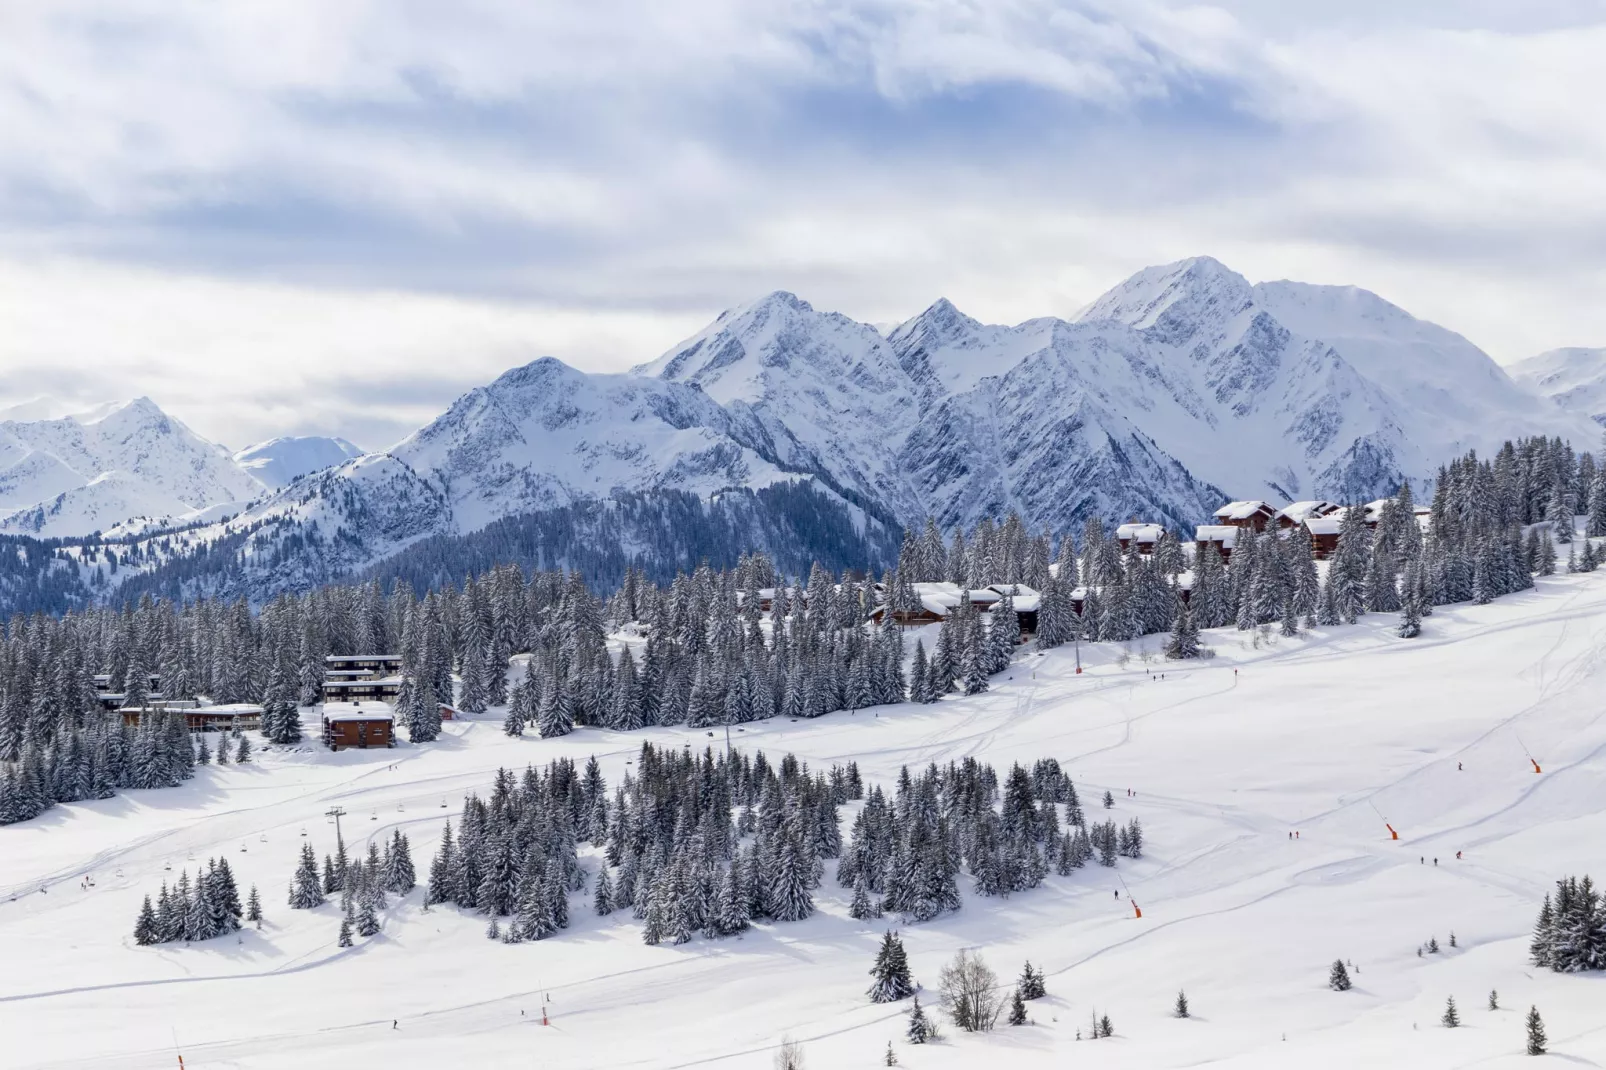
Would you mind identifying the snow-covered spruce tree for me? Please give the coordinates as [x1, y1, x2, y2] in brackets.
[1443, 995, 1460, 1028]
[1174, 989, 1190, 1018]
[868, 930, 915, 1003]
[1527, 1006, 1547, 1055]
[1019, 961, 1046, 1000]
[906, 996, 933, 1044]
[1008, 988, 1028, 1026]
[289, 842, 325, 909]
[1328, 959, 1352, 991]
[1165, 600, 1200, 660]
[133, 895, 158, 945]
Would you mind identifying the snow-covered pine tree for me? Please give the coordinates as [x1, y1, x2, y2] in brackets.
[867, 930, 915, 1002]
[290, 842, 325, 909]
[1527, 1006, 1547, 1055]
[1328, 958, 1352, 991]
[1164, 600, 1200, 660]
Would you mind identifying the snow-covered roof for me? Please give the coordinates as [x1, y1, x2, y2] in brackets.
[906, 582, 1031, 617]
[1115, 522, 1164, 542]
[1194, 525, 1241, 547]
[322, 702, 394, 723]
[1305, 513, 1346, 536]
[195, 703, 263, 715]
[1277, 501, 1338, 524]
[1213, 500, 1273, 521]
[324, 653, 401, 663]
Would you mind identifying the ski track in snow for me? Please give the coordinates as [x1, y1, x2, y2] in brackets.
[9, 574, 1606, 1068]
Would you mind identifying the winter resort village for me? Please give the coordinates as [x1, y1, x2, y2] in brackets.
[1, 415, 1605, 1069]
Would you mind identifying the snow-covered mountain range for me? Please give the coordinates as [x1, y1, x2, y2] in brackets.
[14, 256, 1603, 600]
[1511, 348, 1606, 429]
[257, 256, 1589, 548]
[0, 399, 267, 537]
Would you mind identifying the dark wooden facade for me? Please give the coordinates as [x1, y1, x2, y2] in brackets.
[322, 715, 394, 750]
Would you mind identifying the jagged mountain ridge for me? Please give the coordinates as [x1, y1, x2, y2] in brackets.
[0, 399, 267, 537]
[27, 255, 1597, 607]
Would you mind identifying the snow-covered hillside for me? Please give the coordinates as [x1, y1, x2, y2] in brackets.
[233, 436, 364, 489]
[1511, 347, 1606, 428]
[5, 567, 1606, 1068]
[0, 399, 267, 537]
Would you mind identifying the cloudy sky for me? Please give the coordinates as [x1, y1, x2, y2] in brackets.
[5, 1, 1606, 450]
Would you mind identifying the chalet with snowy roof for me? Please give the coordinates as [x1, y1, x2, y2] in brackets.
[438, 702, 459, 721]
[1277, 501, 1340, 529]
[1115, 522, 1165, 554]
[115, 699, 198, 726]
[183, 704, 263, 732]
[1193, 525, 1242, 562]
[322, 702, 395, 750]
[872, 582, 1039, 635]
[1304, 513, 1345, 558]
[1212, 501, 1277, 532]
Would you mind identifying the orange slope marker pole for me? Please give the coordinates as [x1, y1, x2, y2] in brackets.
[1117, 872, 1141, 918]
[1367, 799, 1399, 841]
[1531, 758, 1542, 774]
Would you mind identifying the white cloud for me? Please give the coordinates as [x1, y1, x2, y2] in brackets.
[4, 2, 1606, 450]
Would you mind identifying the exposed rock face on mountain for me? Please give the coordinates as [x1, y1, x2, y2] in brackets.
[0, 399, 265, 537]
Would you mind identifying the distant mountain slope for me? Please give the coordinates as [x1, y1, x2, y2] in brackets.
[233, 436, 364, 488]
[1511, 347, 1606, 427]
[0, 399, 266, 537]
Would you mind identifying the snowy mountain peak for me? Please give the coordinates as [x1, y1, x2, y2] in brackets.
[0, 397, 266, 537]
[1078, 256, 1255, 343]
[233, 436, 364, 488]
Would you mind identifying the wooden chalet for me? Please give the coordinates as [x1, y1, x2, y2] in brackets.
[1193, 524, 1241, 562]
[184, 704, 263, 732]
[438, 703, 459, 721]
[1304, 514, 1344, 558]
[1276, 501, 1340, 529]
[1212, 501, 1277, 532]
[1115, 522, 1165, 554]
[871, 582, 1038, 637]
[322, 703, 395, 750]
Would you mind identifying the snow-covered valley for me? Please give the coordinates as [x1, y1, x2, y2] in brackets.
[5, 570, 1606, 1069]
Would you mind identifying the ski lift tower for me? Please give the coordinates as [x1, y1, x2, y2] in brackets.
[325, 806, 347, 849]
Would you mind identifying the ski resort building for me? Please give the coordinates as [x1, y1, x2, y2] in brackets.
[872, 583, 1039, 635]
[1212, 501, 1277, 531]
[1193, 524, 1241, 561]
[182, 704, 263, 732]
[321, 703, 395, 750]
[115, 701, 261, 731]
[321, 654, 405, 704]
[1304, 514, 1344, 558]
[1115, 522, 1165, 554]
[1277, 501, 1340, 529]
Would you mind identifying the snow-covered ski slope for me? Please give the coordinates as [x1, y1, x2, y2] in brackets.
[6, 577, 1606, 1068]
